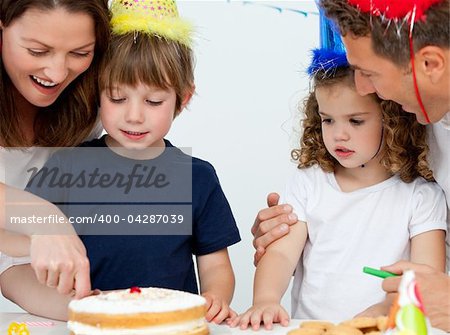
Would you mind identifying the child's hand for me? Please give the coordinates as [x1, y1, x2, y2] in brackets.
[355, 301, 391, 318]
[228, 302, 290, 330]
[202, 292, 237, 324]
[355, 293, 395, 318]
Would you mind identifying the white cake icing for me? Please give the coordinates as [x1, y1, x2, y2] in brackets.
[69, 287, 206, 314]
[67, 318, 206, 335]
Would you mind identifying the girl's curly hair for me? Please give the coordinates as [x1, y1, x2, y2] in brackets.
[291, 67, 433, 183]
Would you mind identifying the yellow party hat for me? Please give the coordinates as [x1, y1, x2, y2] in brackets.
[110, 0, 193, 47]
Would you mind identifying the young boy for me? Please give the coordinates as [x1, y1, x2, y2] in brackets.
[6, 0, 241, 322]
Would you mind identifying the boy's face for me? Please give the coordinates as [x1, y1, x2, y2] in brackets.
[342, 34, 449, 124]
[100, 82, 177, 150]
[316, 83, 384, 170]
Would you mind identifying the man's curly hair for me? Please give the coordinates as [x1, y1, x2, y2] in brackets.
[319, 0, 449, 67]
[291, 67, 433, 183]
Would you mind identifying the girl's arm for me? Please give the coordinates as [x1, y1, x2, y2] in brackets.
[196, 248, 235, 324]
[0, 264, 72, 320]
[231, 220, 307, 330]
[358, 230, 446, 318]
[410, 230, 446, 271]
[409, 182, 447, 272]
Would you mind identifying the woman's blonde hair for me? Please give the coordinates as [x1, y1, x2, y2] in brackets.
[292, 67, 433, 183]
[99, 33, 195, 115]
[0, 0, 110, 147]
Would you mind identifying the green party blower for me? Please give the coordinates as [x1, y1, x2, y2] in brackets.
[363, 266, 398, 279]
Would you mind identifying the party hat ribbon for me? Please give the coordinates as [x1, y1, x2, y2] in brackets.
[385, 270, 430, 335]
[110, 0, 193, 46]
[7, 322, 30, 335]
[347, 0, 443, 22]
[308, 2, 348, 77]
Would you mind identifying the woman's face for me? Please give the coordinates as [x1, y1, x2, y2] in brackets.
[1, 7, 96, 107]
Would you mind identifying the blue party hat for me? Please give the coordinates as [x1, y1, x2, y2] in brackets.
[307, 3, 348, 77]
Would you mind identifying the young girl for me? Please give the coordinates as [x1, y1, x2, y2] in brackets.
[230, 49, 446, 330]
[18, 0, 240, 323]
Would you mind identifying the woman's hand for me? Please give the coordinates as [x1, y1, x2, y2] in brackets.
[30, 234, 91, 298]
[1, 185, 92, 299]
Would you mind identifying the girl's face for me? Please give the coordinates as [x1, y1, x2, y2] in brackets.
[316, 83, 384, 169]
[100, 82, 184, 150]
[1, 7, 96, 108]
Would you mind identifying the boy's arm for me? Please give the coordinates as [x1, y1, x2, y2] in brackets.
[231, 220, 307, 330]
[0, 264, 72, 320]
[197, 248, 235, 323]
[410, 230, 446, 271]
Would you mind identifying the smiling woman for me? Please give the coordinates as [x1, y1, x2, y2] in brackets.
[2, 9, 95, 109]
[0, 0, 110, 317]
[0, 0, 110, 147]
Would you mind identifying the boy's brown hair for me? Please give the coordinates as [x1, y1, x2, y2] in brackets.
[292, 66, 433, 183]
[99, 33, 195, 116]
[319, 0, 449, 67]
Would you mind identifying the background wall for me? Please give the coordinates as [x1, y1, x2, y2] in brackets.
[171, 0, 319, 314]
[0, 1, 320, 314]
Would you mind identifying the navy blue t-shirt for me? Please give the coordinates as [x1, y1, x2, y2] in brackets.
[26, 136, 240, 293]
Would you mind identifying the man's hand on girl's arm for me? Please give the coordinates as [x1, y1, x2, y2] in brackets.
[251, 192, 297, 265]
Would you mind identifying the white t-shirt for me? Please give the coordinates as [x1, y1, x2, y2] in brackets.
[283, 165, 447, 320]
[0, 121, 103, 273]
[0, 122, 102, 312]
[427, 112, 450, 270]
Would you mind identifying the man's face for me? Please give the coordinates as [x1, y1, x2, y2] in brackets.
[342, 34, 446, 124]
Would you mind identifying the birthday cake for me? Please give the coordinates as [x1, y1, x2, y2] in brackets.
[67, 287, 209, 335]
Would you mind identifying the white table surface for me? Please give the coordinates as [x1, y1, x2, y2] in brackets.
[0, 313, 306, 335]
[1, 313, 447, 335]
